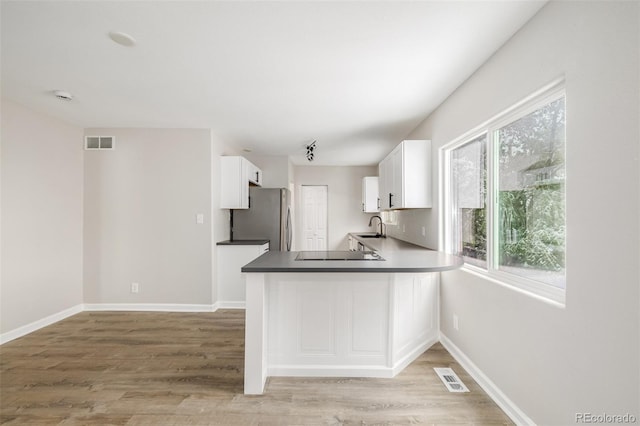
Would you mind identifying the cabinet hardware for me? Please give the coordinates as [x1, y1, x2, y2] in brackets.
[389, 193, 394, 208]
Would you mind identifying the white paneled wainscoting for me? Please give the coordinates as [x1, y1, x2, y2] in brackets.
[244, 272, 440, 394]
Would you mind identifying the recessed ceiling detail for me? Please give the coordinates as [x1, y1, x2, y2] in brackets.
[53, 90, 73, 101]
[108, 31, 136, 47]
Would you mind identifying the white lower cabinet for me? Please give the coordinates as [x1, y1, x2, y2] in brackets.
[263, 272, 439, 378]
[216, 243, 269, 306]
[348, 235, 357, 251]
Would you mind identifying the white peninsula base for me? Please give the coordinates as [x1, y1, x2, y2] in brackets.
[244, 272, 440, 394]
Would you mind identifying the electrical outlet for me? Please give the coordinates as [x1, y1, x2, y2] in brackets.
[402, 224, 406, 233]
[131, 282, 139, 293]
[453, 314, 459, 331]
[196, 213, 204, 224]
[422, 226, 426, 236]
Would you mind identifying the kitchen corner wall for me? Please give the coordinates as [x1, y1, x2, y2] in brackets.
[293, 165, 378, 250]
[83, 128, 213, 305]
[1, 100, 84, 335]
[402, 2, 639, 424]
[385, 209, 435, 250]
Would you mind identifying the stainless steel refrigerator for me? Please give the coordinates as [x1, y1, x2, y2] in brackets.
[231, 187, 292, 251]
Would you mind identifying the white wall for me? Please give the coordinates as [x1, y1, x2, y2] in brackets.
[245, 154, 291, 189]
[401, 2, 639, 424]
[83, 128, 213, 305]
[1, 100, 84, 334]
[293, 165, 377, 250]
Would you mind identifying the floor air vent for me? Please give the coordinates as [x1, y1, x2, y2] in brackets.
[434, 367, 469, 393]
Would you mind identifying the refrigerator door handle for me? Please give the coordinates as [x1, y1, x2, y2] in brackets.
[286, 207, 292, 251]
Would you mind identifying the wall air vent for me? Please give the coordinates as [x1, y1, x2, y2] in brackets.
[434, 367, 469, 393]
[85, 136, 115, 150]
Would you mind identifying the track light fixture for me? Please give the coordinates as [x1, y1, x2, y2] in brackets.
[306, 140, 316, 162]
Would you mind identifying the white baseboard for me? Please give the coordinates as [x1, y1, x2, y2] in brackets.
[83, 303, 215, 312]
[269, 364, 395, 378]
[0, 304, 84, 345]
[215, 301, 246, 309]
[268, 334, 438, 380]
[439, 333, 535, 426]
[392, 333, 439, 376]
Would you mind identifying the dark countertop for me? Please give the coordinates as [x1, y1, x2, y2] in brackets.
[217, 240, 270, 246]
[241, 234, 462, 273]
[349, 233, 431, 252]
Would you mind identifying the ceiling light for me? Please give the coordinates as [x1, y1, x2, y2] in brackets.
[108, 31, 136, 47]
[53, 90, 73, 101]
[306, 140, 316, 162]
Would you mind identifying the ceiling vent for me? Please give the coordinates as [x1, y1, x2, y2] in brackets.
[85, 136, 115, 150]
[434, 367, 469, 393]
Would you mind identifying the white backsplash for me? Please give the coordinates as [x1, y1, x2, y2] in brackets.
[384, 208, 438, 250]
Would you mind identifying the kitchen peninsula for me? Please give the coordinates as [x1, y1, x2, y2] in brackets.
[241, 235, 462, 394]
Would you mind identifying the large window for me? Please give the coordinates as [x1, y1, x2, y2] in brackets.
[444, 83, 566, 303]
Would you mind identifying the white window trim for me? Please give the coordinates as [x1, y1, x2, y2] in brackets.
[439, 78, 566, 306]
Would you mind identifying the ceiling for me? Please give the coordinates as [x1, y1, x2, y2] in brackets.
[1, 1, 546, 166]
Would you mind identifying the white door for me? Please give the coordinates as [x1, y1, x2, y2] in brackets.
[301, 185, 328, 250]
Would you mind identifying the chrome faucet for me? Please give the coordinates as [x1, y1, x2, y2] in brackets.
[368, 215, 385, 237]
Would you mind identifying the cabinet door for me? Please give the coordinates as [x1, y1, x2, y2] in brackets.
[377, 140, 431, 211]
[348, 235, 356, 251]
[402, 140, 431, 208]
[247, 161, 263, 187]
[378, 158, 392, 210]
[220, 156, 249, 209]
[217, 243, 269, 304]
[390, 145, 404, 209]
[362, 177, 380, 213]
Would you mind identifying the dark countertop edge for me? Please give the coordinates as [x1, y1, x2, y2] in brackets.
[217, 240, 270, 246]
[241, 265, 462, 273]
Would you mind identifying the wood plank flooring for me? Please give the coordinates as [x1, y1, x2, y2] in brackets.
[1, 310, 513, 425]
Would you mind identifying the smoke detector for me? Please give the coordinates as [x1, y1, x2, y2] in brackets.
[109, 31, 136, 47]
[53, 90, 73, 101]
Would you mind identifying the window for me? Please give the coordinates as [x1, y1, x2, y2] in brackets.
[450, 134, 487, 269]
[444, 83, 566, 303]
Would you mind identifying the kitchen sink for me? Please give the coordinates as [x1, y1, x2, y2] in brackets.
[295, 251, 384, 261]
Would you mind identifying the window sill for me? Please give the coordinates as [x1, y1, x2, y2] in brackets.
[458, 264, 566, 308]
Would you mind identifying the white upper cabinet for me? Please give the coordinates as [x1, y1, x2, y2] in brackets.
[220, 156, 262, 209]
[378, 140, 431, 210]
[378, 156, 392, 210]
[247, 161, 262, 186]
[362, 176, 380, 213]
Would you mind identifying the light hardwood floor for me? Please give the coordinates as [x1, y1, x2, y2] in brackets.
[1, 310, 512, 425]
